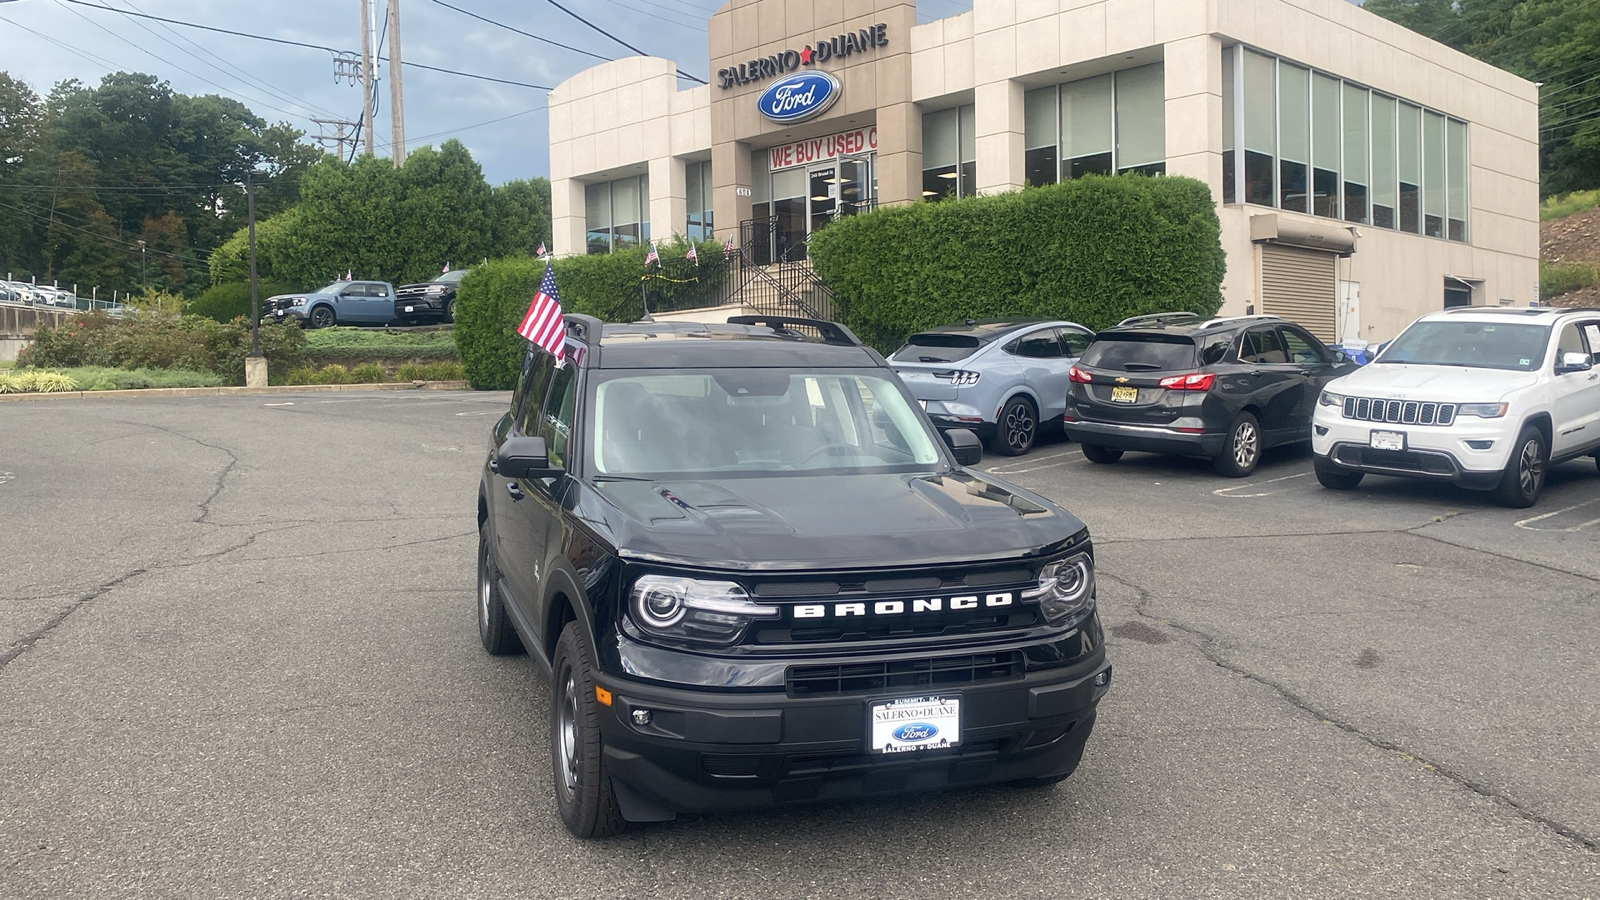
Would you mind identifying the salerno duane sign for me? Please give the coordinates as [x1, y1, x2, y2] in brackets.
[717, 23, 890, 90]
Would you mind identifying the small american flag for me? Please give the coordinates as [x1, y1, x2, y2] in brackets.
[722, 237, 734, 260]
[645, 242, 659, 267]
[685, 242, 698, 264]
[517, 261, 565, 363]
[442, 262, 450, 274]
[536, 242, 547, 258]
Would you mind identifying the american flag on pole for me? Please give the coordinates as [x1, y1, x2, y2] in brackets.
[722, 237, 734, 260]
[536, 242, 547, 258]
[517, 260, 565, 364]
[645, 242, 659, 267]
[685, 242, 698, 264]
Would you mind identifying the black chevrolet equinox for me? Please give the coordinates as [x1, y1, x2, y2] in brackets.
[477, 315, 1110, 837]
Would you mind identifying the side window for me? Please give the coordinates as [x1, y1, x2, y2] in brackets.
[1014, 329, 1065, 359]
[540, 363, 578, 470]
[1555, 322, 1587, 368]
[372, 284, 388, 297]
[515, 353, 557, 435]
[1279, 327, 1326, 365]
[1583, 323, 1600, 365]
[1060, 327, 1094, 357]
[1199, 335, 1234, 366]
[1240, 327, 1288, 364]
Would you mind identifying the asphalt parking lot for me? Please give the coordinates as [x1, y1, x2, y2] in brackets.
[2, 393, 1597, 899]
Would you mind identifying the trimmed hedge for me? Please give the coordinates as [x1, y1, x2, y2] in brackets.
[18, 310, 307, 385]
[808, 175, 1227, 352]
[186, 281, 301, 323]
[454, 238, 724, 390]
[302, 327, 459, 362]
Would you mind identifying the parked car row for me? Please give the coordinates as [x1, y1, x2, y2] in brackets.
[1, 282, 78, 308]
[893, 306, 1600, 508]
[263, 270, 466, 329]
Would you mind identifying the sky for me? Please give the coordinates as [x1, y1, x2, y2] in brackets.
[0, 0, 978, 185]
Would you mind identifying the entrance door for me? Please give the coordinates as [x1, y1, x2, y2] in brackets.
[808, 166, 837, 235]
[838, 157, 870, 216]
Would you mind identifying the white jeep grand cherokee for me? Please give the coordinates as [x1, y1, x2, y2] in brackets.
[1312, 306, 1600, 508]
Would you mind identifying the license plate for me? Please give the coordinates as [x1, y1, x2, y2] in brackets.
[1110, 386, 1138, 403]
[404, 305, 414, 312]
[273, 311, 283, 317]
[1370, 430, 1406, 451]
[869, 695, 961, 754]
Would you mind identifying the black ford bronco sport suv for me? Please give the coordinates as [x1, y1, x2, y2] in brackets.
[477, 315, 1110, 837]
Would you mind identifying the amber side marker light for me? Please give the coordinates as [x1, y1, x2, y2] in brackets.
[595, 686, 613, 706]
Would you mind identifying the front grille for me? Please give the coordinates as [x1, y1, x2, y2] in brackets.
[1334, 446, 1458, 476]
[754, 609, 1041, 645]
[785, 651, 1025, 697]
[395, 285, 430, 301]
[1343, 396, 1456, 426]
[701, 754, 762, 777]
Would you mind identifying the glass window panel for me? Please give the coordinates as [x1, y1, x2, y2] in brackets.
[639, 174, 650, 238]
[923, 108, 958, 169]
[1278, 62, 1309, 211]
[1026, 146, 1058, 187]
[1025, 88, 1056, 151]
[923, 165, 958, 201]
[959, 160, 976, 197]
[1312, 73, 1340, 218]
[686, 162, 702, 216]
[771, 166, 806, 201]
[1342, 84, 1369, 224]
[585, 182, 611, 254]
[1398, 102, 1421, 233]
[1223, 47, 1236, 204]
[1115, 64, 1166, 170]
[1067, 153, 1114, 179]
[1061, 74, 1113, 160]
[1447, 118, 1468, 242]
[1243, 50, 1276, 206]
[1423, 110, 1445, 237]
[752, 150, 770, 204]
[612, 176, 640, 229]
[959, 104, 976, 163]
[1371, 94, 1397, 228]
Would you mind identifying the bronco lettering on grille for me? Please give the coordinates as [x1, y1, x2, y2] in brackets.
[792, 592, 1015, 619]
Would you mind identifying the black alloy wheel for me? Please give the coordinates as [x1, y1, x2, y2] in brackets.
[309, 305, 336, 329]
[1493, 425, 1546, 509]
[550, 621, 627, 838]
[477, 521, 523, 655]
[1213, 411, 1262, 477]
[443, 299, 455, 323]
[1314, 456, 1364, 490]
[991, 396, 1038, 457]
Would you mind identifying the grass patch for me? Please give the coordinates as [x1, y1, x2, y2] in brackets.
[0, 366, 226, 392]
[302, 327, 459, 361]
[1540, 260, 1600, 298]
[0, 359, 14, 370]
[1541, 189, 1600, 221]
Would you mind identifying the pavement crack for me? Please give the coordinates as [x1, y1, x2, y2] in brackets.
[1406, 529, 1600, 585]
[237, 530, 476, 562]
[112, 420, 240, 525]
[1097, 566, 1600, 855]
[0, 568, 147, 673]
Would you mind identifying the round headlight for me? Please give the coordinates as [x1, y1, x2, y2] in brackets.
[638, 586, 685, 627]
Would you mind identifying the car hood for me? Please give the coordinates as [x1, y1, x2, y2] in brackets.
[397, 281, 447, 291]
[1331, 364, 1539, 402]
[573, 470, 1083, 570]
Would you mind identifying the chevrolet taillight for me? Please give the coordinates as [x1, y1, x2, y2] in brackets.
[1157, 372, 1216, 391]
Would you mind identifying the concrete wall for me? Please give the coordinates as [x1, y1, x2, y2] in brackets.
[0, 305, 70, 360]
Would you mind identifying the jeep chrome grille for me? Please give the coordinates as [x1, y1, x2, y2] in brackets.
[1343, 397, 1456, 426]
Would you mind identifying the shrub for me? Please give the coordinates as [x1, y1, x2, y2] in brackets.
[303, 326, 459, 361]
[453, 237, 724, 390]
[809, 175, 1227, 353]
[0, 370, 81, 393]
[187, 281, 300, 323]
[420, 361, 465, 381]
[1540, 189, 1600, 221]
[310, 364, 350, 384]
[281, 366, 318, 385]
[1541, 260, 1600, 298]
[349, 362, 387, 383]
[17, 311, 306, 385]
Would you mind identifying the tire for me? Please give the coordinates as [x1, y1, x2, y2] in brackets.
[1314, 456, 1364, 490]
[989, 396, 1038, 457]
[443, 299, 455, 324]
[308, 305, 336, 329]
[477, 521, 523, 655]
[1213, 411, 1262, 477]
[1080, 443, 1124, 464]
[551, 621, 627, 838]
[1593, 451, 1599, 475]
[1492, 425, 1547, 509]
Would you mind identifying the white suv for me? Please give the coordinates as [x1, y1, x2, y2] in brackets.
[1312, 307, 1600, 508]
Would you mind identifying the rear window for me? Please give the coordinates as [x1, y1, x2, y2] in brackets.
[1079, 334, 1198, 371]
[890, 334, 983, 363]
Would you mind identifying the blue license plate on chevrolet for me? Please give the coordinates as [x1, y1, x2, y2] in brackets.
[869, 695, 961, 753]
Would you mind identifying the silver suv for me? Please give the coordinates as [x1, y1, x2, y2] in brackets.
[890, 319, 1095, 456]
[1312, 306, 1600, 507]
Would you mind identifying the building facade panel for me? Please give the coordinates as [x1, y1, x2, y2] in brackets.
[548, 0, 1538, 343]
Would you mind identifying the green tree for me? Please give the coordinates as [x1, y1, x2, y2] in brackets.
[491, 177, 552, 257]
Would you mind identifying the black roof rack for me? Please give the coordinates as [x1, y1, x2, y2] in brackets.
[1115, 312, 1202, 328]
[725, 315, 863, 346]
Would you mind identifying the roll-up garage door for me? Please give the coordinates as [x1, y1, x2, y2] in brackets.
[1260, 245, 1337, 342]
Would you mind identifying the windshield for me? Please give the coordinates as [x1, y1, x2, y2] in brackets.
[1079, 334, 1198, 371]
[439, 269, 468, 284]
[1377, 321, 1550, 371]
[312, 282, 347, 295]
[890, 334, 983, 363]
[591, 370, 942, 476]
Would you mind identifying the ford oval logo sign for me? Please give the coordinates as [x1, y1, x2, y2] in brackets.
[757, 72, 841, 124]
[893, 722, 939, 742]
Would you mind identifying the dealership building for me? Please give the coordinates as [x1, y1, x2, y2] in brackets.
[548, 0, 1540, 343]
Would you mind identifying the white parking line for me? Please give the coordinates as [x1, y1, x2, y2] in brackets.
[263, 402, 294, 407]
[984, 450, 1085, 475]
[1212, 471, 1309, 498]
[1515, 498, 1600, 532]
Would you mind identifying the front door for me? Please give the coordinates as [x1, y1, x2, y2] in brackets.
[808, 166, 836, 235]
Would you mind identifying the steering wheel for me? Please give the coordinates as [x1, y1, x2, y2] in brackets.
[795, 442, 857, 464]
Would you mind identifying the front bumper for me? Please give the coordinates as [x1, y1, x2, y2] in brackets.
[397, 297, 445, 315]
[1063, 419, 1225, 457]
[265, 307, 307, 323]
[594, 630, 1110, 815]
[1311, 406, 1510, 488]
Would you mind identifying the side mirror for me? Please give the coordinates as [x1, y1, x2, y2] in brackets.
[1556, 351, 1593, 375]
[943, 428, 983, 466]
[497, 435, 562, 479]
[1332, 350, 1349, 365]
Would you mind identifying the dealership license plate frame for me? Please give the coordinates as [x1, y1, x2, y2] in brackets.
[1110, 386, 1138, 403]
[1370, 430, 1407, 451]
[868, 695, 962, 754]
[404, 304, 415, 313]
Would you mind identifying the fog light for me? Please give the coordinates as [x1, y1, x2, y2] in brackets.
[1093, 668, 1111, 687]
[1465, 440, 1494, 450]
[1314, 425, 1329, 436]
[631, 709, 653, 726]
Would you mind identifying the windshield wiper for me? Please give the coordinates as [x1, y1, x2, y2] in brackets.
[592, 474, 652, 482]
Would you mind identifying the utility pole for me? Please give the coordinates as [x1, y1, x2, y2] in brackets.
[359, 0, 375, 156]
[387, 0, 406, 167]
[244, 173, 267, 387]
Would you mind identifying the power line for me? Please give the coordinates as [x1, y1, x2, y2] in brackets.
[425, 0, 613, 65]
[542, 0, 706, 84]
[374, 103, 548, 153]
